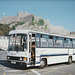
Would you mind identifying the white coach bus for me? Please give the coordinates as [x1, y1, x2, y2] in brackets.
[7, 30, 75, 68]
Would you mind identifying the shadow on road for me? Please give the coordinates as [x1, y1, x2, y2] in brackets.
[0, 60, 39, 70]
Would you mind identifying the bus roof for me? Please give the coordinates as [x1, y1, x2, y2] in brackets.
[9, 29, 75, 39]
[9, 29, 31, 35]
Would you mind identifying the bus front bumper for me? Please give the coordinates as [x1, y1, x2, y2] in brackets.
[7, 60, 27, 66]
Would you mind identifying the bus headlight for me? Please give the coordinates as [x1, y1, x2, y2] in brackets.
[7, 57, 10, 59]
[23, 57, 27, 61]
[20, 58, 22, 61]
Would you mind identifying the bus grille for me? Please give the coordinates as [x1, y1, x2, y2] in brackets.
[10, 56, 20, 60]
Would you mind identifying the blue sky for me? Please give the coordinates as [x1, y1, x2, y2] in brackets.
[0, 0, 75, 32]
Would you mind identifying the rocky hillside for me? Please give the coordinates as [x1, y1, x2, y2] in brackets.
[0, 12, 70, 36]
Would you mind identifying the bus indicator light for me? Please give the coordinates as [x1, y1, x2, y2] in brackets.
[23, 58, 27, 61]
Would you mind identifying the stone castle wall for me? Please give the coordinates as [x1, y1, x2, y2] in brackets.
[0, 12, 31, 24]
[0, 16, 17, 24]
[20, 14, 33, 23]
[17, 12, 31, 17]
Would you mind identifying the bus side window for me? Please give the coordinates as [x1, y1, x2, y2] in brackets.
[73, 39, 75, 48]
[64, 38, 72, 48]
[64, 38, 68, 48]
[54, 36, 58, 47]
[40, 34, 49, 47]
[48, 36, 53, 47]
[36, 33, 40, 48]
[58, 37, 64, 48]
[69, 39, 73, 48]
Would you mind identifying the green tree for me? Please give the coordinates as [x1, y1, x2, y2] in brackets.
[38, 19, 44, 26]
[44, 25, 47, 30]
[0, 23, 11, 36]
[29, 16, 35, 25]
[32, 16, 34, 21]
[12, 26, 15, 30]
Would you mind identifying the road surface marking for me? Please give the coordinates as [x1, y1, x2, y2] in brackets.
[30, 69, 41, 75]
[4, 72, 5, 75]
[3, 67, 5, 75]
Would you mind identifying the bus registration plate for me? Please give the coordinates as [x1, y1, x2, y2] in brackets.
[11, 61, 16, 64]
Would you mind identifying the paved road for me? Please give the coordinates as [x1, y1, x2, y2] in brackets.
[0, 51, 75, 75]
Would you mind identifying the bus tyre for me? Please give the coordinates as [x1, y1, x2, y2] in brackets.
[68, 57, 72, 64]
[40, 59, 46, 68]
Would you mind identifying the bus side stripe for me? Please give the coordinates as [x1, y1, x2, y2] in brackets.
[40, 53, 75, 57]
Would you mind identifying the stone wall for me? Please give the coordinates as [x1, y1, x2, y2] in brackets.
[0, 16, 17, 24]
[20, 14, 33, 23]
[0, 12, 31, 24]
[17, 12, 31, 17]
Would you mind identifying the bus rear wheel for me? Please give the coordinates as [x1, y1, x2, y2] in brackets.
[40, 59, 46, 68]
[68, 57, 72, 64]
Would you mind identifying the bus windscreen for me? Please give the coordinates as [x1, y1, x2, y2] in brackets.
[8, 34, 27, 51]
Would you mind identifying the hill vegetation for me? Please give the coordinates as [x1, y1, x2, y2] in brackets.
[29, 16, 44, 26]
[0, 24, 11, 36]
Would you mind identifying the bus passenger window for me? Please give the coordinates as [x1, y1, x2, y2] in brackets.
[36, 34, 40, 47]
[41, 34, 49, 47]
[58, 37, 64, 47]
[54, 36, 58, 47]
[73, 39, 75, 48]
[64, 38, 72, 48]
[47, 36, 53, 47]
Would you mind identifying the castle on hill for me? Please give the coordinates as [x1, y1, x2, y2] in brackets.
[0, 12, 70, 36]
[0, 12, 33, 24]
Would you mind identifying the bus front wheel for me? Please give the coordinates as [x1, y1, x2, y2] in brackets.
[40, 59, 46, 68]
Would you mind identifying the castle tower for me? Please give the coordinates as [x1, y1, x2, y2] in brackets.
[17, 12, 31, 17]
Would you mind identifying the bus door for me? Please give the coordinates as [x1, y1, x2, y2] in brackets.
[29, 33, 36, 65]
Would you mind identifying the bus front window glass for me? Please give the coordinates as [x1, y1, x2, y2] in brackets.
[8, 34, 27, 51]
[8, 34, 16, 51]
